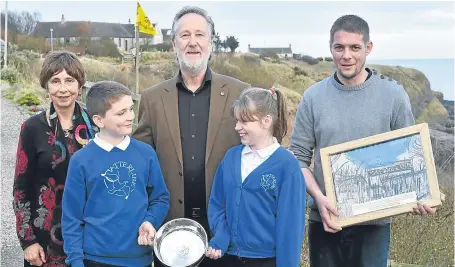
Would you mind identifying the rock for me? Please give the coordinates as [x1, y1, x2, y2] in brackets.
[443, 100, 454, 121]
[433, 91, 444, 103]
[367, 64, 449, 131]
[429, 129, 454, 187]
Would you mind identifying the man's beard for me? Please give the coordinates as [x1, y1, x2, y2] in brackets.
[338, 61, 365, 80]
[339, 69, 358, 80]
[176, 51, 210, 75]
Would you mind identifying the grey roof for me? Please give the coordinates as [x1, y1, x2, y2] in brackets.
[248, 47, 292, 54]
[33, 21, 157, 38]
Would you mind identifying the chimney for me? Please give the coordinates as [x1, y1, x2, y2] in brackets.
[248, 44, 250, 49]
[289, 43, 291, 48]
[61, 14, 65, 24]
[128, 18, 131, 24]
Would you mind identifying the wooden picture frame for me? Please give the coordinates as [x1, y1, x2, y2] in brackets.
[320, 123, 442, 227]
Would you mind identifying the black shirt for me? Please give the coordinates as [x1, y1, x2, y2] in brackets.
[177, 68, 212, 222]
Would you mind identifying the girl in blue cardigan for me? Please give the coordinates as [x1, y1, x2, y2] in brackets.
[205, 87, 306, 267]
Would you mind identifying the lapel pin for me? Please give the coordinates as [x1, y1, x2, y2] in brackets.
[220, 92, 225, 96]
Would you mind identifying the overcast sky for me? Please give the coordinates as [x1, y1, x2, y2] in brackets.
[4, 1, 455, 59]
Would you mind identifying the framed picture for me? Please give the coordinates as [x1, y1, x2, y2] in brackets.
[320, 123, 442, 227]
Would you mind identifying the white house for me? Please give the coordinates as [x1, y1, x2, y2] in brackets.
[33, 14, 163, 52]
[247, 44, 293, 58]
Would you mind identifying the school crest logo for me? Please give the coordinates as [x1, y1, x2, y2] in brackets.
[260, 174, 276, 192]
[101, 161, 137, 199]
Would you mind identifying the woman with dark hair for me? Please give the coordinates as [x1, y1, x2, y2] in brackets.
[13, 51, 96, 267]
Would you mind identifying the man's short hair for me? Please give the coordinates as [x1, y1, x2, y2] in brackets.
[170, 6, 215, 42]
[86, 81, 131, 118]
[330, 14, 370, 45]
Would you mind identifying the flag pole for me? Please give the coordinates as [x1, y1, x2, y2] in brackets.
[135, 1, 156, 94]
[3, 1, 8, 69]
[135, 24, 140, 94]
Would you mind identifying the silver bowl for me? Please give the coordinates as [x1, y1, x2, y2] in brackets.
[153, 218, 208, 267]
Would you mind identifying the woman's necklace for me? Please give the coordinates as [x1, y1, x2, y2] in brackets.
[62, 125, 74, 137]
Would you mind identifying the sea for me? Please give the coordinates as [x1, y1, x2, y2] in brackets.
[367, 58, 454, 101]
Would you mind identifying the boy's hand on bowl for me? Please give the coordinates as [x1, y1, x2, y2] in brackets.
[205, 246, 222, 260]
[138, 221, 156, 246]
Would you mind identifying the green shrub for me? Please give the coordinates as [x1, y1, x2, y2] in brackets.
[243, 54, 261, 65]
[300, 55, 319, 65]
[142, 42, 173, 52]
[8, 54, 30, 72]
[2, 87, 16, 100]
[8, 54, 35, 82]
[16, 50, 41, 60]
[86, 38, 121, 58]
[0, 67, 20, 84]
[15, 91, 41, 106]
[389, 187, 453, 267]
[293, 66, 308, 76]
[139, 61, 176, 81]
[15, 34, 50, 53]
[140, 51, 175, 63]
[211, 55, 275, 89]
[260, 50, 279, 60]
[80, 57, 162, 91]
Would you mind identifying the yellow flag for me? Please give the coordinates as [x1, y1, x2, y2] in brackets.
[136, 2, 157, 36]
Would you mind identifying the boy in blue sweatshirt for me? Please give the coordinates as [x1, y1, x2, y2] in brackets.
[205, 87, 306, 267]
[62, 81, 170, 267]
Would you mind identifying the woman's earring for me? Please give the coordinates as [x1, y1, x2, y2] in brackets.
[45, 93, 51, 102]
